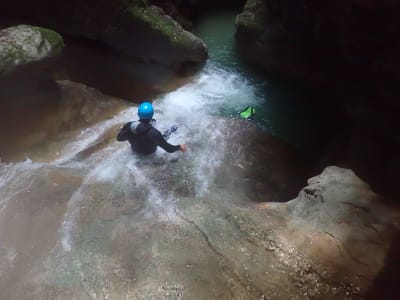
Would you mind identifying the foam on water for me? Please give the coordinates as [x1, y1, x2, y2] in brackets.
[156, 64, 263, 195]
[0, 158, 43, 212]
[60, 188, 85, 252]
[56, 60, 264, 251]
[159, 65, 263, 117]
[0, 52, 263, 256]
[0, 14, 341, 299]
[60, 145, 133, 251]
[53, 108, 136, 165]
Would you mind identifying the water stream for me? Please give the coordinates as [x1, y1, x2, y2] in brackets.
[0, 13, 335, 299]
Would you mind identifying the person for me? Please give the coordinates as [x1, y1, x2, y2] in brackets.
[117, 102, 187, 155]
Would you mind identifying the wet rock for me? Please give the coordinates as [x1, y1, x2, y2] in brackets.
[149, 0, 194, 30]
[285, 166, 400, 295]
[215, 119, 311, 202]
[0, 2, 207, 100]
[0, 165, 87, 300]
[235, 0, 400, 86]
[1, 76, 398, 298]
[235, 0, 267, 35]
[235, 0, 309, 79]
[1, 0, 208, 69]
[1, 116, 399, 298]
[127, 1, 208, 66]
[0, 25, 64, 160]
[0, 80, 127, 161]
[0, 24, 63, 73]
[55, 80, 128, 131]
[234, 0, 400, 200]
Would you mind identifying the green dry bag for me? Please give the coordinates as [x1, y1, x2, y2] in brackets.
[239, 106, 256, 120]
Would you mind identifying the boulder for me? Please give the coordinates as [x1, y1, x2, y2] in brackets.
[235, 0, 267, 35]
[235, 0, 314, 79]
[0, 24, 63, 73]
[235, 0, 400, 85]
[0, 80, 128, 161]
[0, 25, 65, 160]
[234, 0, 400, 199]
[214, 119, 311, 202]
[0, 0, 208, 69]
[0, 98, 399, 298]
[284, 166, 400, 295]
[127, 2, 208, 67]
[148, 0, 194, 30]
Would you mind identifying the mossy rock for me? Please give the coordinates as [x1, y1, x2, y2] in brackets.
[128, 3, 201, 49]
[122, 0, 207, 65]
[1, 0, 207, 68]
[235, 0, 268, 35]
[0, 25, 64, 73]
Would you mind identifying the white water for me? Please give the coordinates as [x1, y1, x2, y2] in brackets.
[0, 14, 280, 299]
[0, 14, 360, 299]
[0, 12, 265, 256]
[56, 62, 262, 251]
[0, 60, 262, 257]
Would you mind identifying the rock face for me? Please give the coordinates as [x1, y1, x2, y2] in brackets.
[0, 24, 63, 73]
[235, 0, 309, 78]
[273, 166, 400, 297]
[0, 80, 128, 161]
[235, 0, 400, 86]
[286, 166, 400, 289]
[0, 0, 208, 99]
[127, 2, 208, 68]
[215, 119, 311, 202]
[0, 25, 65, 160]
[0, 78, 398, 297]
[0, 0, 208, 69]
[235, 0, 400, 108]
[1, 114, 399, 299]
[235, 0, 400, 198]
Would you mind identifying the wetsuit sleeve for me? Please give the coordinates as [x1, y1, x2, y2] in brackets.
[117, 122, 132, 141]
[154, 130, 180, 153]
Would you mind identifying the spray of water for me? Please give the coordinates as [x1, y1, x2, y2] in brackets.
[0, 59, 263, 271]
[0, 159, 43, 212]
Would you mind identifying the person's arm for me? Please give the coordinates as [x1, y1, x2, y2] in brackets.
[155, 130, 185, 153]
[116, 122, 132, 141]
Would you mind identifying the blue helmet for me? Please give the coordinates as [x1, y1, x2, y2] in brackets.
[138, 102, 154, 120]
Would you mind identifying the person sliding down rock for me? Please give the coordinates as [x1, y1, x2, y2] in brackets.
[117, 102, 187, 155]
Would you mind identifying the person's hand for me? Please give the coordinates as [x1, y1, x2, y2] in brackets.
[180, 144, 187, 152]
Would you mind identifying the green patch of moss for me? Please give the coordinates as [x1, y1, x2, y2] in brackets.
[0, 25, 64, 74]
[236, 0, 268, 34]
[35, 26, 64, 55]
[127, 3, 194, 48]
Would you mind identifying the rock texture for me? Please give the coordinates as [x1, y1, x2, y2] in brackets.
[0, 0, 208, 69]
[235, 0, 400, 198]
[1, 131, 399, 298]
[0, 1, 208, 99]
[0, 24, 63, 73]
[0, 79, 398, 298]
[286, 166, 400, 293]
[214, 120, 311, 202]
[0, 25, 65, 160]
[235, 0, 400, 87]
[0, 80, 128, 161]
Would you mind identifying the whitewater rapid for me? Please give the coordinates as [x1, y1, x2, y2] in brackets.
[0, 61, 263, 258]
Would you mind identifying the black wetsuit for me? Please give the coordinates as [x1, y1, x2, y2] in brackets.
[117, 121, 180, 155]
